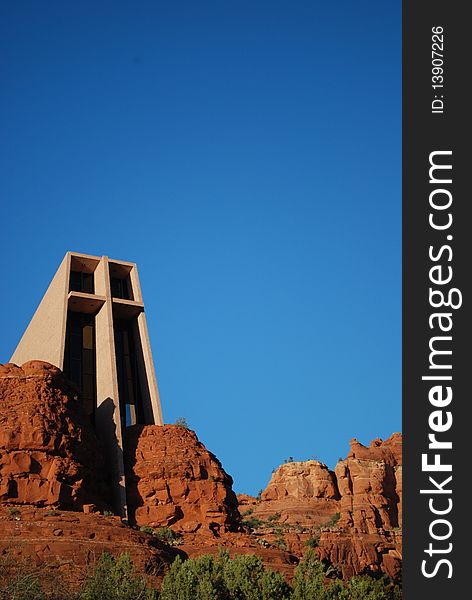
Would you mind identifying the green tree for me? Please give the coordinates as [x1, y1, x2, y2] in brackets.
[79, 553, 157, 600]
[346, 574, 402, 600]
[291, 551, 345, 600]
[159, 550, 291, 600]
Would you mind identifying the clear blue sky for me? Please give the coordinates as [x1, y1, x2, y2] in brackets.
[0, 1, 401, 495]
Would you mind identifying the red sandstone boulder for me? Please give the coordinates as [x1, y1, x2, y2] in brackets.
[0, 361, 110, 510]
[124, 425, 241, 535]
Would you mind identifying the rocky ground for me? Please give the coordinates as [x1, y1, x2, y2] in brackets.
[0, 360, 402, 590]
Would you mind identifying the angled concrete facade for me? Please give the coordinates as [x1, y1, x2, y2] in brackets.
[11, 252, 163, 517]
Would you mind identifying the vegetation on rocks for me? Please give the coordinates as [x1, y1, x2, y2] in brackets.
[1, 550, 401, 600]
[153, 527, 182, 546]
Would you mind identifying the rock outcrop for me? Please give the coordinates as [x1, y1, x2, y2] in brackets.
[335, 434, 402, 533]
[318, 529, 402, 581]
[124, 424, 241, 536]
[0, 361, 110, 510]
[239, 460, 340, 528]
[318, 434, 403, 579]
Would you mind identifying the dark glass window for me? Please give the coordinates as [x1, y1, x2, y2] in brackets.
[64, 312, 96, 422]
[110, 276, 133, 300]
[114, 319, 142, 427]
[69, 270, 94, 294]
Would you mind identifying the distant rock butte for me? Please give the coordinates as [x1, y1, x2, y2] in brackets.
[0, 360, 402, 585]
[239, 460, 340, 528]
[237, 433, 402, 579]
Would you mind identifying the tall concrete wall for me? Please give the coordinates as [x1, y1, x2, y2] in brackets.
[11, 254, 70, 369]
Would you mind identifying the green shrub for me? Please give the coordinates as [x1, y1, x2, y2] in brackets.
[174, 417, 189, 429]
[292, 552, 402, 600]
[0, 547, 403, 600]
[242, 516, 264, 530]
[78, 552, 157, 600]
[273, 538, 287, 551]
[346, 574, 402, 600]
[267, 512, 281, 523]
[159, 550, 291, 600]
[0, 572, 46, 600]
[153, 527, 182, 546]
[291, 550, 345, 600]
[323, 513, 341, 528]
[305, 534, 320, 548]
[140, 525, 154, 535]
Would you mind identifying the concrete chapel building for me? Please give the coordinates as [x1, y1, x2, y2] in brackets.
[11, 251, 163, 517]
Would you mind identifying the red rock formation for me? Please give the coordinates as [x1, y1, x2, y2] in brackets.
[124, 425, 241, 536]
[318, 529, 402, 581]
[238, 434, 403, 581]
[348, 433, 402, 466]
[0, 361, 110, 510]
[239, 461, 340, 528]
[317, 434, 402, 580]
[395, 464, 402, 528]
[335, 434, 402, 533]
